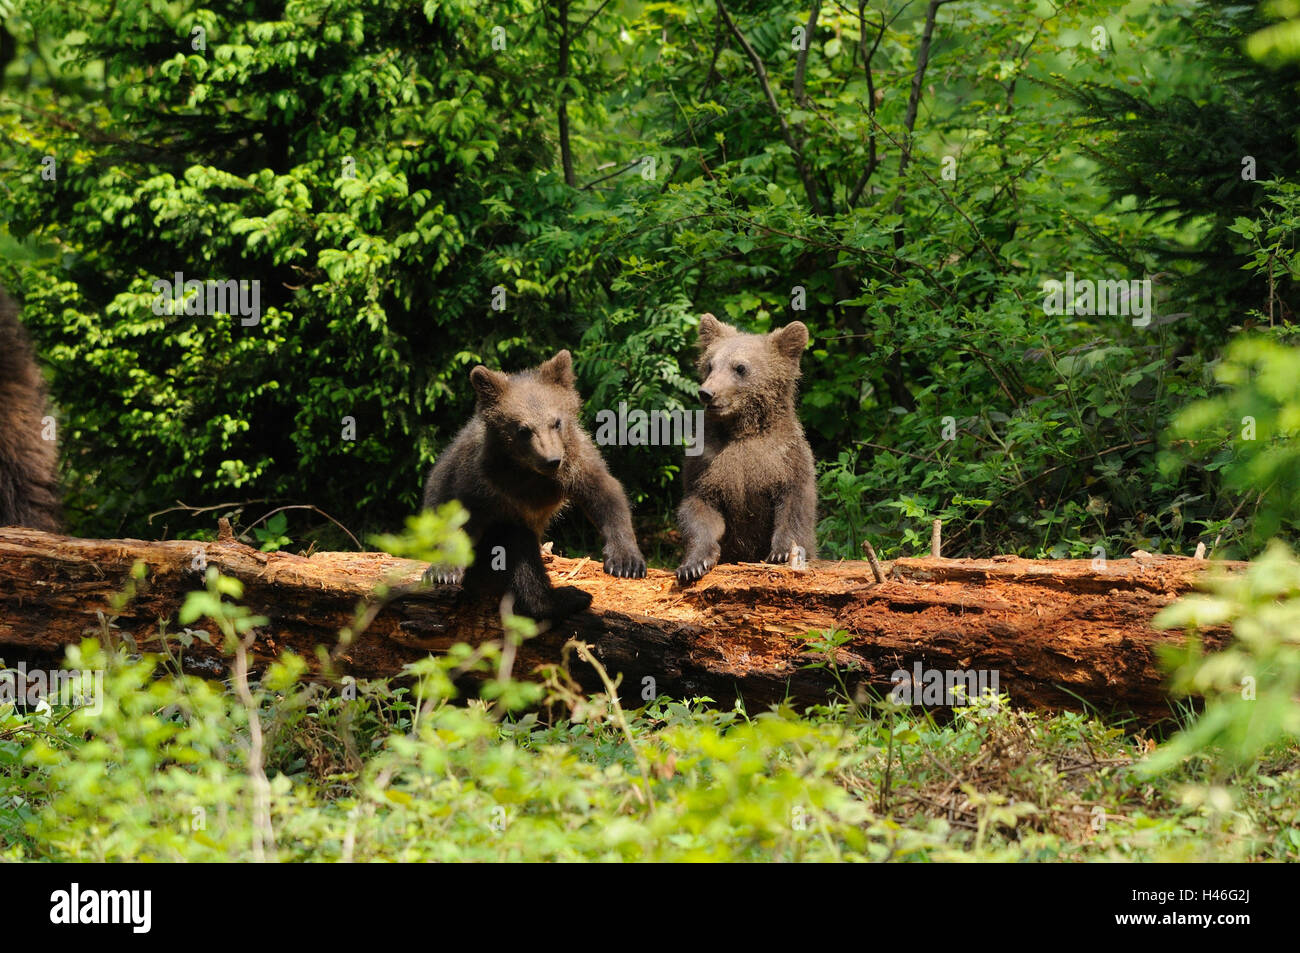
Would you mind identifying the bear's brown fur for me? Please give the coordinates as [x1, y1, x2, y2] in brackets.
[676, 314, 816, 583]
[423, 349, 645, 620]
[0, 289, 60, 531]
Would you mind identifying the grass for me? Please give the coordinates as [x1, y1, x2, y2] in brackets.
[2, 627, 1296, 862]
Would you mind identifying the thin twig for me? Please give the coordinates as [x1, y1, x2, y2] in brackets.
[856, 440, 938, 465]
[148, 499, 269, 524]
[580, 156, 648, 190]
[1006, 438, 1156, 494]
[862, 539, 887, 584]
[571, 641, 657, 815]
[242, 504, 364, 551]
[575, 0, 613, 38]
[233, 628, 276, 861]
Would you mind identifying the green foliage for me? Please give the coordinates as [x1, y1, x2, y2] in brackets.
[369, 501, 473, 569]
[1150, 541, 1300, 776]
[14, 638, 258, 861]
[5, 0, 1300, 867]
[1, 0, 586, 541]
[5, 627, 1295, 862]
[0, 509, 1292, 863]
[5, 0, 1280, 562]
[250, 511, 291, 552]
[1061, 0, 1300, 344]
[1165, 333, 1300, 545]
[180, 568, 269, 648]
[1248, 0, 1300, 63]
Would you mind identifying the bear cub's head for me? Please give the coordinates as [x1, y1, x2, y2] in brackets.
[694, 313, 808, 422]
[471, 350, 582, 477]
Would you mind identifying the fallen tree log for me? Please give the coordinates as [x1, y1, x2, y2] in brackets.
[0, 528, 1238, 722]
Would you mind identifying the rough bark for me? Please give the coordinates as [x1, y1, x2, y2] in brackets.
[0, 528, 1237, 722]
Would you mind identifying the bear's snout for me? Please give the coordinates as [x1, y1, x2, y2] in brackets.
[699, 379, 734, 415]
[529, 429, 566, 475]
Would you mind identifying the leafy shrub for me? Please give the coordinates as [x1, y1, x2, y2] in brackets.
[2, 0, 1264, 562]
[1151, 541, 1300, 775]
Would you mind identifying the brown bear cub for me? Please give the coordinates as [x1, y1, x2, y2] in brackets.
[0, 288, 60, 531]
[676, 313, 816, 584]
[423, 349, 645, 621]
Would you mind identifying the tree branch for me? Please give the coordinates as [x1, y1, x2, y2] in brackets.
[557, 0, 576, 187]
[714, 0, 825, 215]
[793, 2, 820, 107]
[847, 0, 897, 207]
[893, 0, 958, 246]
[580, 156, 647, 190]
[575, 0, 614, 40]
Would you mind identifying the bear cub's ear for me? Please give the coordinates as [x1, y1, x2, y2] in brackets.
[470, 365, 510, 405]
[698, 312, 736, 350]
[770, 321, 809, 361]
[538, 349, 575, 388]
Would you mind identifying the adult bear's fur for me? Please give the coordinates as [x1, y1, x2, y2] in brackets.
[0, 288, 60, 531]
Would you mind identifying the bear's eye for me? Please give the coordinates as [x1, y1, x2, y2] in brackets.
[705, 361, 713, 374]
[516, 425, 533, 440]
[734, 363, 747, 377]
[552, 418, 562, 431]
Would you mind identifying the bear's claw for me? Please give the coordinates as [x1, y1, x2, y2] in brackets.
[604, 552, 647, 579]
[423, 564, 465, 586]
[675, 557, 715, 585]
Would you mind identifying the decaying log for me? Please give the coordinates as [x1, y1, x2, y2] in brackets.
[0, 529, 1239, 721]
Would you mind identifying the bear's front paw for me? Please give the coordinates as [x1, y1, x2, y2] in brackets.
[604, 548, 647, 579]
[676, 556, 716, 585]
[767, 542, 808, 567]
[548, 585, 594, 620]
[423, 564, 464, 586]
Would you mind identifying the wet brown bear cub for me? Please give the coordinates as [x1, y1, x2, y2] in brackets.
[0, 288, 60, 531]
[423, 350, 645, 620]
[676, 314, 816, 584]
